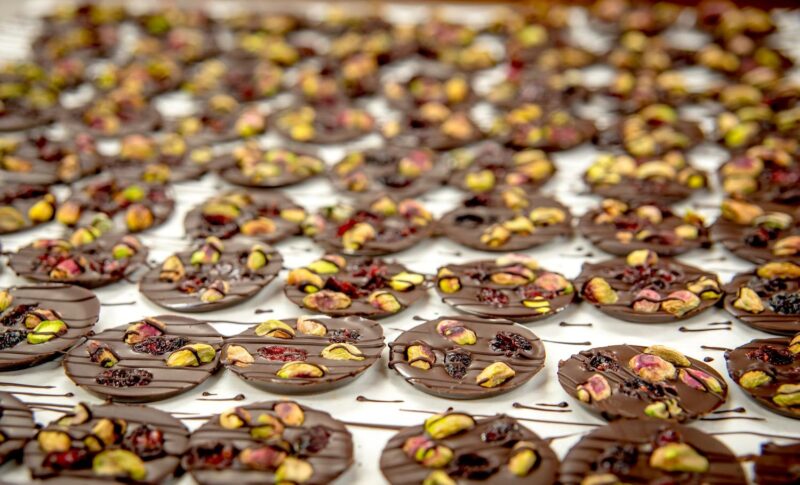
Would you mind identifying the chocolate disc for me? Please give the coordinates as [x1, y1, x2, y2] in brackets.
[584, 151, 709, 204]
[110, 133, 213, 183]
[383, 72, 475, 111]
[579, 199, 711, 256]
[284, 255, 426, 318]
[222, 316, 384, 394]
[169, 96, 268, 146]
[435, 255, 575, 322]
[56, 177, 174, 233]
[559, 419, 747, 485]
[0, 185, 56, 235]
[24, 402, 189, 483]
[389, 316, 546, 399]
[711, 199, 799, 264]
[380, 412, 559, 484]
[183, 400, 353, 485]
[140, 237, 282, 313]
[383, 107, 483, 151]
[718, 144, 800, 215]
[723, 262, 800, 335]
[65, 96, 162, 138]
[753, 442, 800, 485]
[725, 333, 799, 419]
[490, 103, 596, 151]
[91, 57, 184, 98]
[273, 104, 375, 144]
[446, 141, 556, 193]
[0, 393, 34, 465]
[0, 74, 58, 132]
[575, 251, 722, 323]
[330, 147, 446, 199]
[9, 232, 147, 289]
[0, 133, 105, 186]
[558, 344, 728, 421]
[293, 57, 380, 104]
[217, 143, 325, 189]
[182, 58, 283, 102]
[439, 190, 572, 252]
[184, 190, 305, 244]
[0, 284, 99, 370]
[310, 195, 435, 256]
[596, 104, 705, 157]
[63, 315, 223, 402]
[485, 70, 587, 110]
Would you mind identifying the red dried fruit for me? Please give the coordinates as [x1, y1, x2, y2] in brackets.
[186, 443, 235, 469]
[257, 346, 308, 362]
[0, 304, 37, 327]
[746, 345, 796, 366]
[132, 336, 189, 355]
[328, 328, 361, 343]
[444, 349, 472, 379]
[654, 429, 683, 447]
[95, 368, 153, 387]
[0, 330, 26, 350]
[124, 425, 165, 458]
[477, 287, 509, 306]
[599, 444, 639, 474]
[451, 453, 495, 480]
[588, 352, 619, 372]
[43, 448, 89, 470]
[480, 418, 519, 443]
[293, 425, 331, 455]
[323, 277, 363, 298]
[489, 332, 532, 357]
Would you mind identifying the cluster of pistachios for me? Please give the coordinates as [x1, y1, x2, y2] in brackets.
[585, 151, 707, 194]
[489, 103, 595, 150]
[0, 188, 56, 234]
[276, 105, 375, 143]
[196, 191, 306, 241]
[590, 198, 707, 248]
[452, 146, 555, 193]
[0, 290, 68, 347]
[231, 143, 324, 185]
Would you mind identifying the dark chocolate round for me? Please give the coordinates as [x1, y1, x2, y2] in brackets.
[330, 147, 446, 199]
[183, 190, 305, 244]
[445, 141, 556, 193]
[183, 400, 353, 485]
[24, 402, 189, 483]
[0, 393, 35, 465]
[718, 145, 800, 215]
[182, 58, 283, 102]
[0, 284, 99, 371]
[65, 97, 162, 139]
[110, 133, 213, 184]
[273, 104, 375, 144]
[222, 316, 384, 394]
[389, 315, 546, 399]
[284, 255, 426, 319]
[596, 104, 705, 157]
[383, 72, 475, 111]
[439, 190, 572, 252]
[293, 57, 380, 104]
[575, 252, 722, 323]
[217, 144, 324, 189]
[381, 411, 558, 484]
[753, 442, 800, 485]
[558, 344, 728, 422]
[579, 199, 711, 256]
[168, 96, 268, 146]
[710, 200, 799, 264]
[0, 185, 57, 235]
[63, 315, 223, 402]
[139, 238, 282, 313]
[0, 133, 105, 186]
[490, 103, 596, 151]
[9, 232, 147, 289]
[559, 419, 747, 485]
[725, 333, 799, 419]
[723, 263, 800, 335]
[310, 195, 435, 256]
[435, 255, 575, 322]
[383, 107, 483, 151]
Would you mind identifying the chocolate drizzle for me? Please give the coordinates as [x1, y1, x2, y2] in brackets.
[0, 393, 35, 465]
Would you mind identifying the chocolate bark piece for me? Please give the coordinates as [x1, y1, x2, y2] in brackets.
[308, 195, 434, 256]
[24, 402, 188, 484]
[330, 147, 446, 199]
[383, 71, 475, 111]
[0, 393, 34, 465]
[389, 316, 546, 399]
[55, 176, 174, 233]
[284, 255, 426, 318]
[723, 262, 800, 335]
[0, 284, 99, 371]
[440, 189, 572, 252]
[753, 442, 800, 485]
[435, 255, 575, 322]
[140, 237, 282, 313]
[0, 133, 105, 185]
[584, 151, 708, 204]
[382, 105, 483, 151]
[110, 133, 213, 184]
[65, 91, 161, 138]
[183, 190, 305, 244]
[169, 94, 267, 146]
[559, 419, 747, 485]
[217, 143, 324, 189]
[63, 315, 223, 402]
[558, 344, 728, 422]
[293, 55, 380, 104]
[273, 103, 375, 144]
[183, 400, 353, 485]
[381, 412, 558, 484]
[222, 316, 384, 394]
[579, 198, 711, 256]
[446, 141, 556, 193]
[0, 185, 56, 235]
[711, 199, 799, 263]
[489, 103, 596, 151]
[8, 230, 147, 289]
[725, 333, 799, 419]
[182, 58, 283, 102]
[575, 250, 722, 323]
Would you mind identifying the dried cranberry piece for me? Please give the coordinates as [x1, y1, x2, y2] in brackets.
[451, 453, 496, 480]
[746, 345, 796, 366]
[0, 330, 26, 350]
[769, 293, 800, 315]
[587, 353, 618, 372]
[620, 377, 669, 400]
[132, 336, 189, 355]
[124, 425, 165, 458]
[598, 444, 639, 474]
[186, 443, 236, 470]
[480, 418, 519, 443]
[43, 448, 89, 470]
[293, 425, 331, 455]
[323, 277, 363, 298]
[477, 287, 509, 306]
[179, 276, 205, 294]
[489, 332, 532, 358]
[653, 429, 683, 448]
[257, 346, 308, 362]
[95, 368, 153, 388]
[328, 329, 361, 343]
[444, 349, 472, 379]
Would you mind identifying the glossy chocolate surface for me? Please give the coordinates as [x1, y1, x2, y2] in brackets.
[0, 393, 35, 465]
[753, 442, 800, 485]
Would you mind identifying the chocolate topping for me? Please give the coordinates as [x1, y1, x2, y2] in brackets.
[0, 184, 56, 235]
[753, 442, 800, 485]
[0, 393, 35, 465]
[217, 144, 324, 189]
